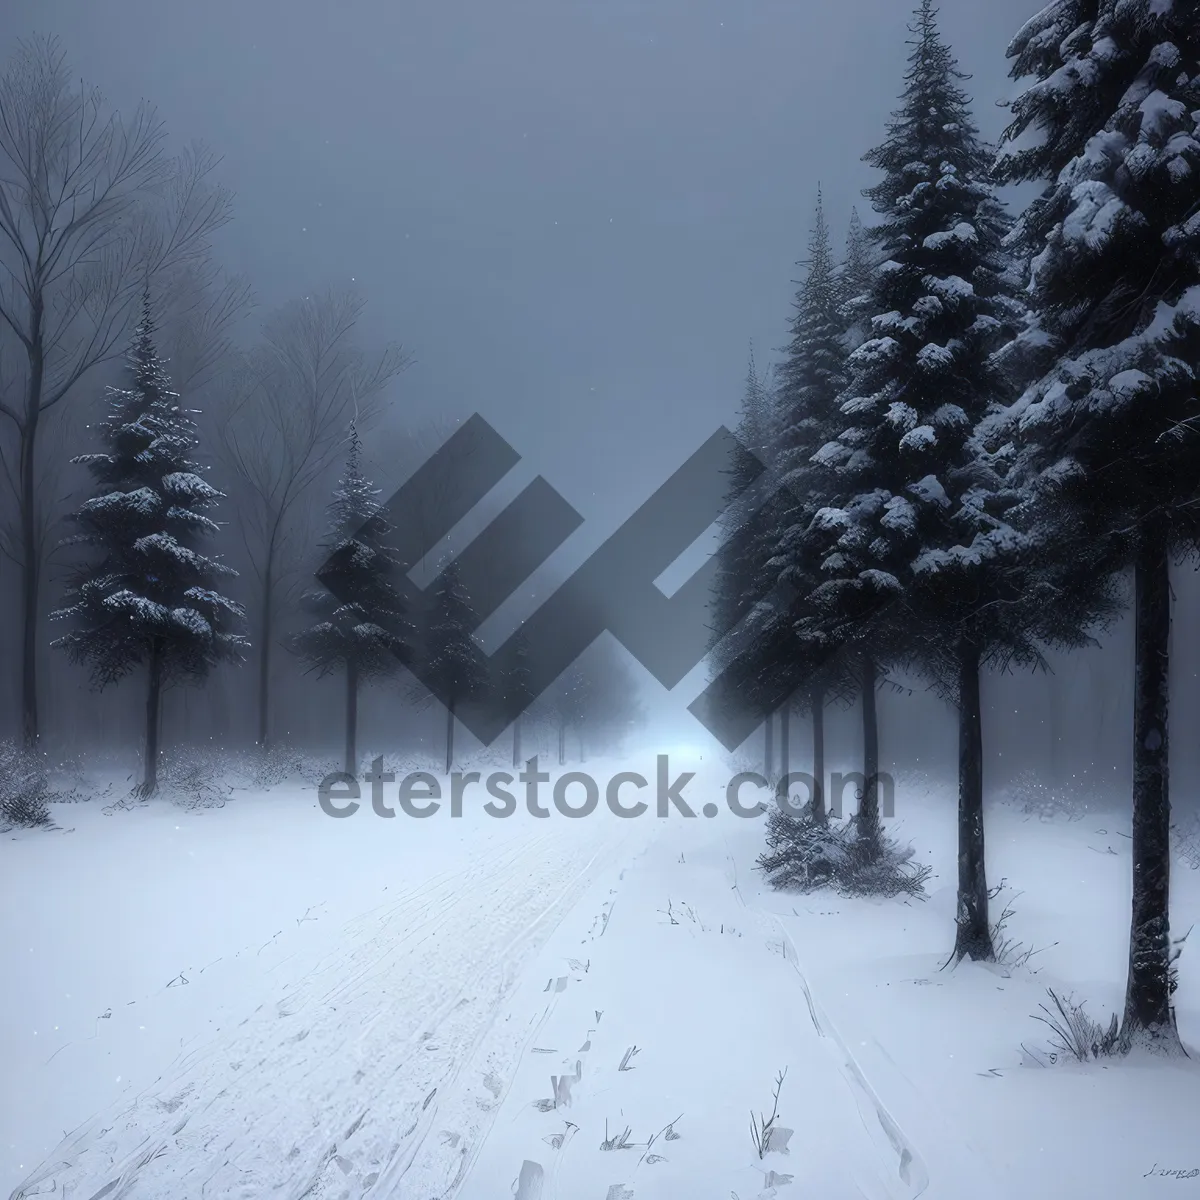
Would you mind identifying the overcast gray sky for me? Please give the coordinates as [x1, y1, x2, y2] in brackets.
[7, 0, 1039, 533]
[7, 0, 1177, 773]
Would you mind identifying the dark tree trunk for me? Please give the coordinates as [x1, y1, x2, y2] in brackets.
[141, 639, 163, 796]
[445, 699, 456, 776]
[953, 637, 994, 962]
[256, 564, 274, 748]
[764, 711, 774, 781]
[1119, 522, 1182, 1053]
[345, 658, 359, 777]
[858, 657, 881, 853]
[512, 713, 522, 768]
[811, 686, 826, 823]
[256, 524, 286, 749]
[779, 704, 791, 781]
[19, 300, 45, 747]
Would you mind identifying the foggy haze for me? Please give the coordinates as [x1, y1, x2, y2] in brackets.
[6, 0, 1200, 1194]
[8, 0, 1029, 522]
[7, 0, 1164, 788]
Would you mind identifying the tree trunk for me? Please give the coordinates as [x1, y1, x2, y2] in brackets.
[19, 301, 45, 747]
[142, 639, 163, 796]
[256, 523, 286, 750]
[858, 657, 881, 852]
[512, 713, 522, 768]
[256, 563, 274, 748]
[953, 637, 994, 962]
[811, 686, 826, 823]
[764, 711, 774, 781]
[1119, 522, 1182, 1053]
[345, 658, 359, 777]
[779, 704, 790, 781]
[445, 699, 456, 776]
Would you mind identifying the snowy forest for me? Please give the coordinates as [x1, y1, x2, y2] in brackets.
[0, 38, 646, 797]
[4, 0, 1200, 1196]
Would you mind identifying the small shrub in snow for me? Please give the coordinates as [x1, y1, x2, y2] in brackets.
[231, 745, 295, 790]
[758, 805, 930, 899]
[228, 744, 315, 790]
[294, 751, 347, 787]
[833, 829, 932, 899]
[215, 745, 346, 791]
[159, 747, 232, 810]
[758, 805, 841, 891]
[0, 741, 52, 828]
[1029, 988, 1119, 1063]
[1004, 770, 1092, 822]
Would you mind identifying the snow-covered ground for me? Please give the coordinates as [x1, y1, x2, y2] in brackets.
[4, 754, 1200, 1198]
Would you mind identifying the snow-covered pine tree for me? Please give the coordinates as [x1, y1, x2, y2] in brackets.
[769, 189, 858, 822]
[289, 425, 411, 776]
[708, 344, 790, 776]
[496, 623, 532, 767]
[53, 293, 246, 796]
[840, 206, 877, 351]
[713, 347, 775, 627]
[806, 1, 1023, 903]
[420, 558, 489, 774]
[996, 0, 1200, 1049]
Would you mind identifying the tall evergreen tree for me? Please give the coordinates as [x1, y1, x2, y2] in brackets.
[803, 1, 1025, 902]
[53, 294, 246, 795]
[708, 344, 790, 774]
[289, 426, 410, 776]
[996, 0, 1200, 1049]
[840, 207, 877, 351]
[420, 559, 489, 774]
[770, 190, 858, 820]
[496, 624, 533, 767]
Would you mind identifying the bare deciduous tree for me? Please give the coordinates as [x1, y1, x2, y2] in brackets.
[215, 289, 408, 748]
[0, 35, 237, 744]
[156, 261, 253, 397]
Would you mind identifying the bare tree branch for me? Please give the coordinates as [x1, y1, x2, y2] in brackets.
[0, 34, 237, 743]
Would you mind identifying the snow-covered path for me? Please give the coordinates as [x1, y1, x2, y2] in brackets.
[8, 760, 1200, 1199]
[456, 822, 937, 1200]
[4, 784, 641, 1199]
[5, 762, 939, 1200]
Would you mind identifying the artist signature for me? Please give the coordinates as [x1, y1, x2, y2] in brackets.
[1146, 1164, 1200, 1180]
